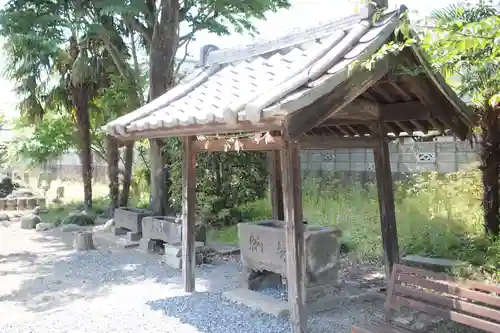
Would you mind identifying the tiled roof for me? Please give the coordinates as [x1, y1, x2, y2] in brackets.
[104, 6, 470, 139]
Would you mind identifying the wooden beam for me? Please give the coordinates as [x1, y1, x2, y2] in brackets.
[105, 135, 119, 211]
[285, 58, 389, 138]
[181, 136, 197, 293]
[372, 124, 400, 280]
[268, 151, 284, 220]
[194, 137, 283, 152]
[193, 135, 379, 152]
[324, 101, 431, 125]
[112, 121, 283, 141]
[281, 139, 307, 333]
[332, 98, 380, 120]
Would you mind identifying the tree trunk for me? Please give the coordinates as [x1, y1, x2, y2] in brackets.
[106, 135, 120, 211]
[148, 0, 180, 214]
[72, 85, 93, 208]
[480, 105, 500, 236]
[119, 141, 134, 207]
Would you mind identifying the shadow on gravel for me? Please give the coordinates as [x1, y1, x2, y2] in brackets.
[0, 251, 40, 265]
[147, 293, 291, 333]
[0, 233, 182, 313]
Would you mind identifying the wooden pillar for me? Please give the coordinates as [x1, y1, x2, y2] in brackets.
[373, 124, 400, 280]
[181, 136, 197, 292]
[268, 151, 285, 220]
[281, 140, 307, 333]
[105, 135, 119, 211]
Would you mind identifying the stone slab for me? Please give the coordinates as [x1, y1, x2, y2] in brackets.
[306, 288, 383, 314]
[163, 251, 204, 269]
[164, 253, 182, 269]
[116, 238, 140, 249]
[401, 255, 468, 273]
[164, 242, 205, 257]
[92, 231, 140, 249]
[222, 288, 289, 317]
[92, 231, 118, 245]
[126, 231, 142, 242]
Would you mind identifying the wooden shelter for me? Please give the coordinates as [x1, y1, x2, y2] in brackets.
[104, 3, 474, 333]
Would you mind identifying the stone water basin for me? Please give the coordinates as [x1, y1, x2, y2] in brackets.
[141, 215, 182, 244]
[114, 207, 154, 233]
[238, 219, 342, 288]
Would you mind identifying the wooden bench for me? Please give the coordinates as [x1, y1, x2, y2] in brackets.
[352, 264, 500, 333]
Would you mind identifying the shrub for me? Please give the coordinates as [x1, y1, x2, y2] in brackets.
[60, 211, 96, 226]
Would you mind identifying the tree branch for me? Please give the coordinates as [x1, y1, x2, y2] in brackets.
[174, 37, 192, 78]
[123, 16, 153, 46]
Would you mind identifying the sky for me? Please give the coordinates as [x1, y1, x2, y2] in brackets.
[0, 0, 459, 121]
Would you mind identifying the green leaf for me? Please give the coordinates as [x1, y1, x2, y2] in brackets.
[489, 94, 500, 108]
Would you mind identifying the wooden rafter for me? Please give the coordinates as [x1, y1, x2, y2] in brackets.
[285, 58, 390, 139]
[321, 100, 432, 125]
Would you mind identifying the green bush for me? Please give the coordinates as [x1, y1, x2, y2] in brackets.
[130, 138, 269, 228]
[60, 211, 96, 226]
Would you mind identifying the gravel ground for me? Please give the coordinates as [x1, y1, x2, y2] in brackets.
[0, 218, 384, 333]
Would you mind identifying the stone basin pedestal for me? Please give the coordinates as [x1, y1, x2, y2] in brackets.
[238, 220, 342, 309]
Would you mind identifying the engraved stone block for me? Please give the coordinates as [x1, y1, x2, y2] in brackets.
[141, 216, 182, 244]
[238, 220, 342, 297]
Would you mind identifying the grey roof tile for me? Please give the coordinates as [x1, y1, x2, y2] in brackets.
[105, 6, 470, 138]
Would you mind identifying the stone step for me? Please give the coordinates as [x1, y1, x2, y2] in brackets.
[92, 231, 140, 249]
[222, 288, 289, 317]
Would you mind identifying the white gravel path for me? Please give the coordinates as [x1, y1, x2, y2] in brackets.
[0, 218, 383, 333]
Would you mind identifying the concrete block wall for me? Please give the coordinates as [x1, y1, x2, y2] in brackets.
[6, 140, 480, 184]
[301, 141, 479, 174]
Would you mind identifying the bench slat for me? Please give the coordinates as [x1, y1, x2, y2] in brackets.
[397, 273, 500, 308]
[353, 264, 500, 333]
[394, 284, 500, 324]
[394, 264, 500, 295]
[394, 295, 500, 333]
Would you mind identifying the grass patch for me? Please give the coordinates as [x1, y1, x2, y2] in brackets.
[41, 197, 109, 226]
[210, 169, 500, 281]
[208, 225, 238, 244]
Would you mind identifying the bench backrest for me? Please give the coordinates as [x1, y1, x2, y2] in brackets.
[385, 264, 500, 333]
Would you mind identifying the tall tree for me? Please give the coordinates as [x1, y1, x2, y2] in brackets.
[423, 1, 500, 235]
[92, 0, 291, 213]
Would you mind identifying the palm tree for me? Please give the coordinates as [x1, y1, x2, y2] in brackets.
[0, 2, 116, 207]
[0, 0, 144, 208]
[426, 1, 500, 235]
